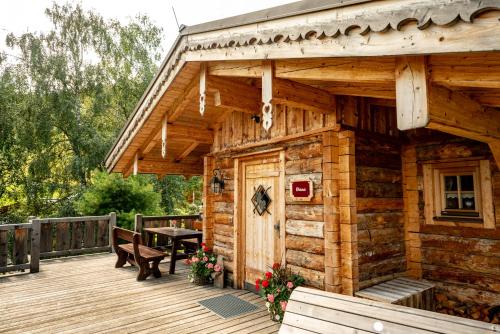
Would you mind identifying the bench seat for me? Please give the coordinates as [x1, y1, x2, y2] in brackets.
[118, 243, 165, 260]
[280, 287, 499, 334]
[112, 227, 166, 281]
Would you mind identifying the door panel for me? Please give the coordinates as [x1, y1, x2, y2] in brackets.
[243, 160, 281, 286]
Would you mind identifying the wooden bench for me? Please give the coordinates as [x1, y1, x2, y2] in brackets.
[112, 227, 166, 281]
[280, 287, 500, 334]
[355, 277, 435, 311]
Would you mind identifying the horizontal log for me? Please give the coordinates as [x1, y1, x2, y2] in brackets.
[285, 157, 323, 174]
[214, 233, 233, 249]
[358, 242, 405, 264]
[356, 166, 402, 183]
[432, 281, 500, 306]
[286, 249, 324, 272]
[287, 264, 325, 290]
[213, 245, 234, 262]
[285, 142, 323, 160]
[285, 235, 325, 255]
[416, 140, 491, 162]
[286, 205, 324, 221]
[213, 213, 233, 225]
[356, 181, 402, 198]
[423, 264, 500, 294]
[214, 223, 233, 237]
[421, 248, 500, 276]
[213, 202, 234, 214]
[357, 198, 404, 213]
[357, 212, 403, 230]
[358, 228, 403, 245]
[355, 151, 402, 170]
[420, 225, 500, 240]
[420, 233, 500, 257]
[286, 219, 324, 238]
[358, 257, 406, 282]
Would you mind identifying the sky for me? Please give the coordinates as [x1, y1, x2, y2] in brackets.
[0, 0, 295, 60]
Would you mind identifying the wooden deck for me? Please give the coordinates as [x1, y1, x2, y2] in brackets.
[0, 253, 279, 334]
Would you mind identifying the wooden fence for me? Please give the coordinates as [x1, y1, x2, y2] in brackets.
[134, 214, 202, 247]
[0, 213, 116, 275]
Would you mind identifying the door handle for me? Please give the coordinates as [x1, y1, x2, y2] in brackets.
[274, 223, 280, 231]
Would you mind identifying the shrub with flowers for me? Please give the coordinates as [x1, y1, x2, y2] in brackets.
[184, 242, 222, 284]
[255, 262, 305, 322]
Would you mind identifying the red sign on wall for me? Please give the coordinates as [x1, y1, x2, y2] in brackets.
[290, 179, 313, 201]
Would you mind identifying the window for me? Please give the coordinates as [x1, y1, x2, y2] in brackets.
[423, 160, 494, 228]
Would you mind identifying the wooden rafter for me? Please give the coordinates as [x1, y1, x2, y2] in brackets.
[143, 124, 212, 156]
[136, 160, 203, 176]
[395, 55, 500, 166]
[208, 76, 260, 114]
[175, 141, 200, 162]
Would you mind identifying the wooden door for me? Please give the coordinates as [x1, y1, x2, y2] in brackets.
[241, 156, 282, 288]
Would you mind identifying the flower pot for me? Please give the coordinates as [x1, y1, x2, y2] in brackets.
[193, 275, 210, 286]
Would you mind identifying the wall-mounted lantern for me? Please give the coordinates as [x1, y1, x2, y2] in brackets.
[210, 168, 225, 194]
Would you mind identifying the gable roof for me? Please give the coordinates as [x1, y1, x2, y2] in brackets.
[105, 0, 500, 173]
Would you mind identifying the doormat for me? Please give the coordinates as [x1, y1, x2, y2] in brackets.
[198, 294, 259, 319]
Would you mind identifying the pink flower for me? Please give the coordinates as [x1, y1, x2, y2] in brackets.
[207, 263, 214, 269]
[287, 281, 294, 289]
[191, 257, 199, 263]
[203, 256, 209, 262]
[280, 301, 287, 311]
[277, 288, 281, 293]
[214, 264, 222, 272]
[267, 294, 275, 303]
[183, 259, 191, 265]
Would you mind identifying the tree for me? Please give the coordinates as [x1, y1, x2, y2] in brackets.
[156, 176, 203, 215]
[75, 171, 163, 229]
[0, 3, 163, 217]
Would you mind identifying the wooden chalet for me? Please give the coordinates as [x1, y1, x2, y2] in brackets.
[105, 0, 500, 322]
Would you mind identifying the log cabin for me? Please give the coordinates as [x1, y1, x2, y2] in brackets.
[105, 0, 500, 323]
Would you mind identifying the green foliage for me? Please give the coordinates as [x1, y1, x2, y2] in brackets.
[75, 171, 163, 229]
[186, 245, 223, 283]
[0, 3, 163, 217]
[156, 176, 203, 215]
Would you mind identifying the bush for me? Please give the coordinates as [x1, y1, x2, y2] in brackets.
[75, 171, 163, 229]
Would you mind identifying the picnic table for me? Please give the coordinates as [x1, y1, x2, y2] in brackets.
[143, 227, 202, 274]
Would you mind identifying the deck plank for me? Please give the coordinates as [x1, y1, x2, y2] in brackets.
[0, 253, 278, 333]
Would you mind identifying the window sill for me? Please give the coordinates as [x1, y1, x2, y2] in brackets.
[433, 216, 483, 223]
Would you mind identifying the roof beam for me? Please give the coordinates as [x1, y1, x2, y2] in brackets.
[208, 60, 262, 78]
[275, 58, 395, 84]
[396, 56, 500, 165]
[168, 74, 199, 123]
[208, 76, 260, 114]
[142, 124, 213, 156]
[175, 141, 200, 162]
[133, 160, 203, 176]
[272, 78, 337, 114]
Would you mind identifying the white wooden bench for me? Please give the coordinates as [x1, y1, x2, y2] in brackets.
[279, 287, 500, 334]
[355, 277, 435, 310]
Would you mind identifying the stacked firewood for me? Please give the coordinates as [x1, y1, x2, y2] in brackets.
[435, 293, 499, 324]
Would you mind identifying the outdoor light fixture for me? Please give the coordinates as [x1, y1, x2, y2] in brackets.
[251, 115, 261, 123]
[210, 168, 225, 194]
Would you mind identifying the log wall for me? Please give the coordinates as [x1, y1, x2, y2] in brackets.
[411, 136, 500, 321]
[355, 133, 406, 286]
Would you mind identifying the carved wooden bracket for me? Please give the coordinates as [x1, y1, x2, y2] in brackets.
[199, 63, 207, 116]
[161, 115, 167, 159]
[262, 61, 274, 131]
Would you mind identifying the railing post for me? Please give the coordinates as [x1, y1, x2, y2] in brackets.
[30, 219, 41, 273]
[109, 212, 116, 253]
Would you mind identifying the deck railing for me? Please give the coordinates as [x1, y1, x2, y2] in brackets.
[0, 213, 116, 275]
[0, 221, 40, 274]
[134, 214, 202, 247]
